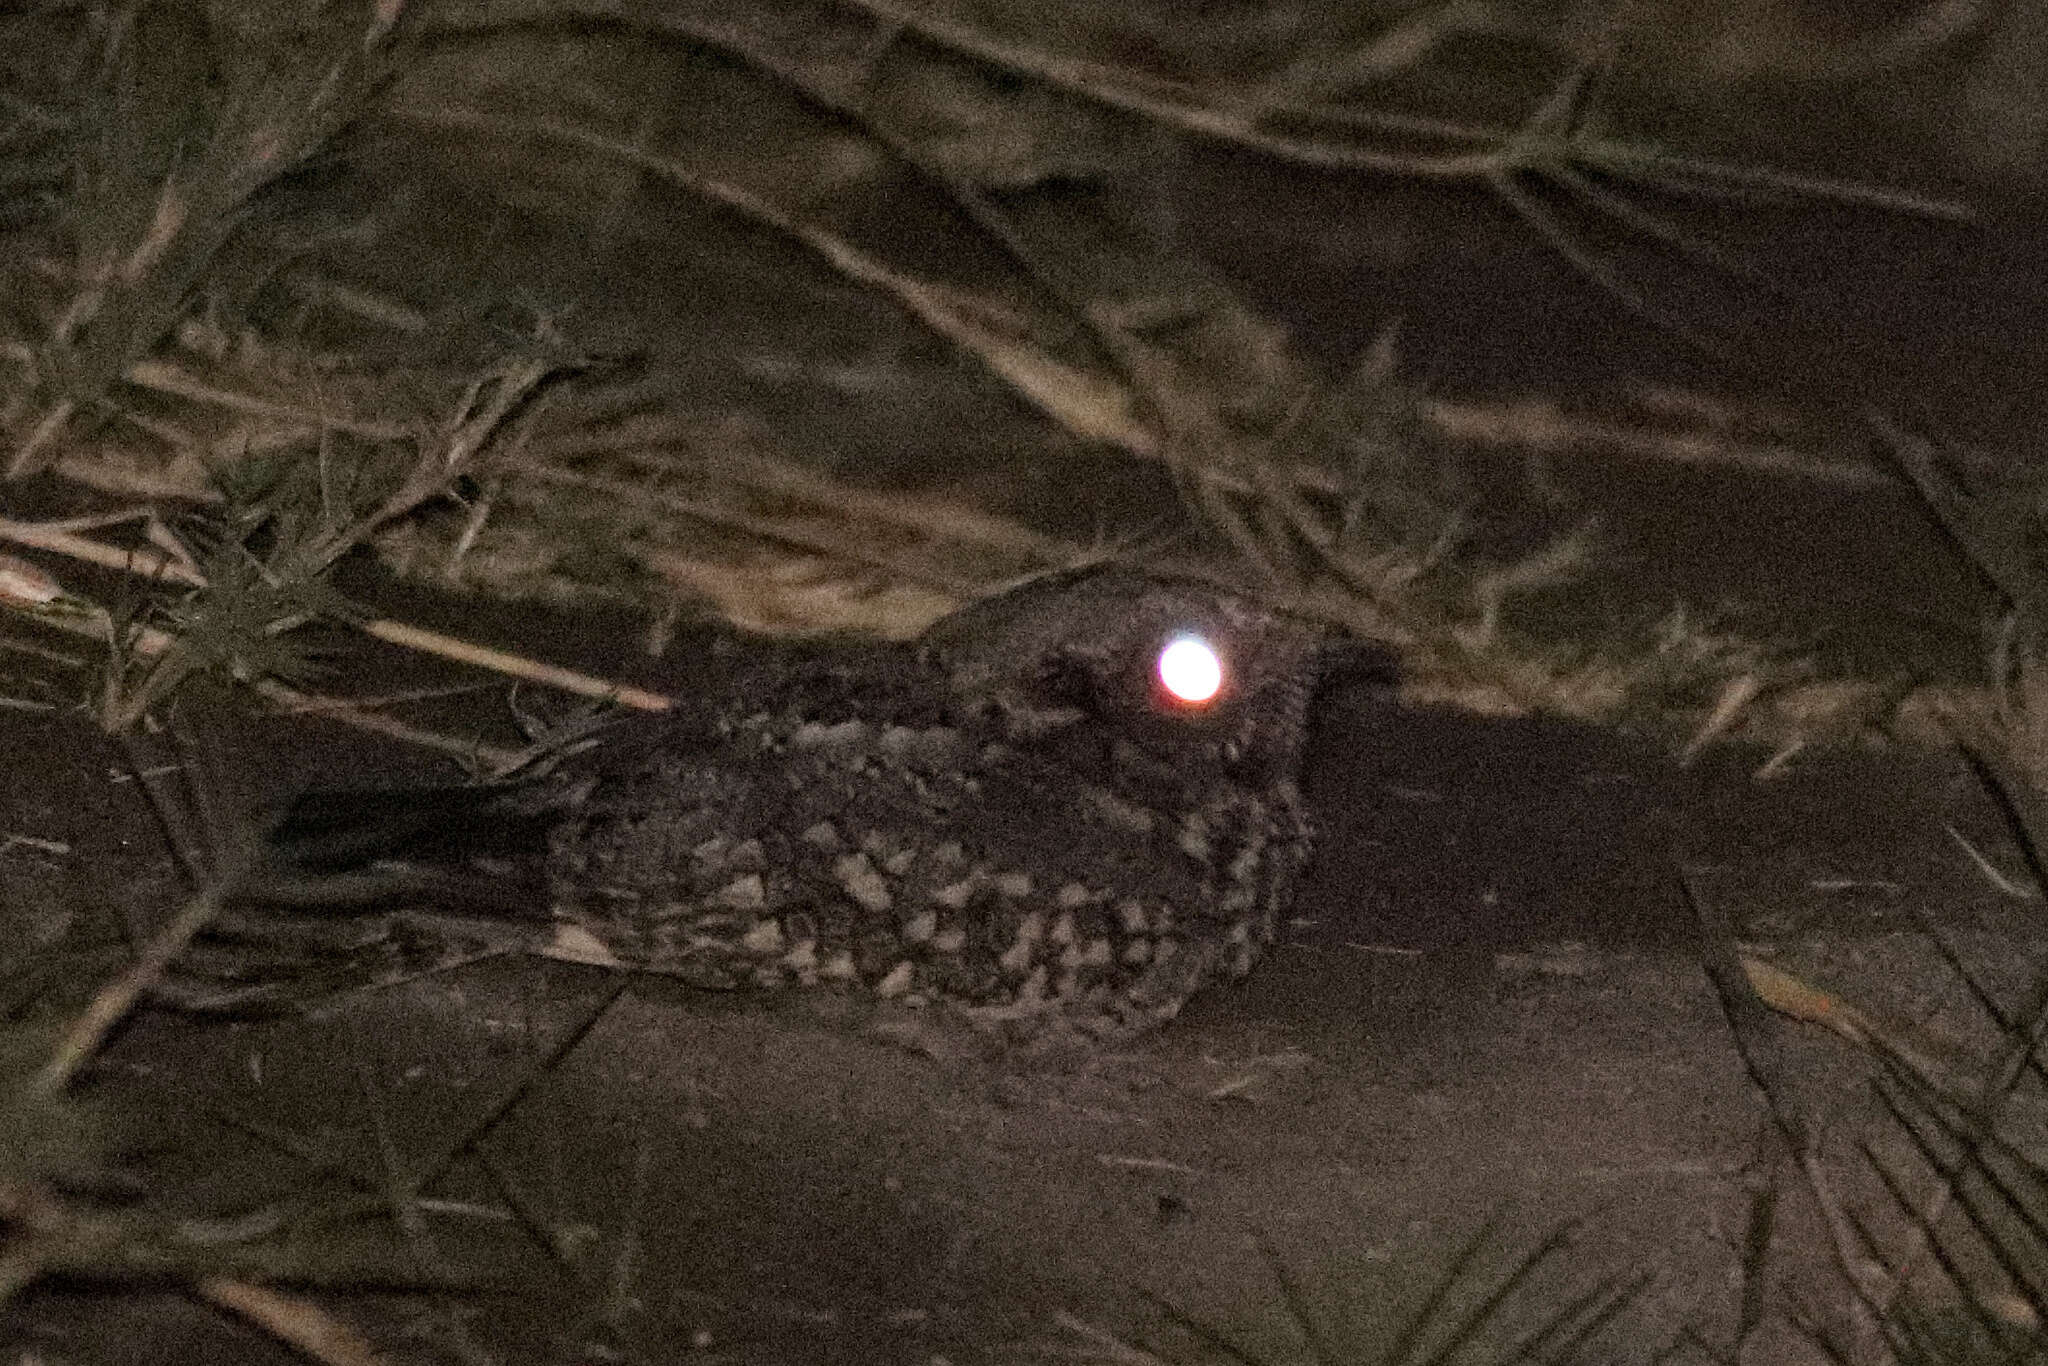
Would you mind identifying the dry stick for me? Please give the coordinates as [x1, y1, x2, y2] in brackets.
[246, 678, 526, 768]
[631, 445, 1069, 558]
[832, 0, 1971, 221]
[519, 465, 986, 597]
[407, 106, 1159, 460]
[626, 10, 1254, 505]
[1849, 903, 2048, 1329]
[34, 872, 240, 1095]
[125, 357, 412, 441]
[3, 595, 529, 768]
[1487, 168, 1722, 362]
[631, 17, 1153, 393]
[193, 1278, 388, 1366]
[0, 518, 673, 714]
[835, 0, 1521, 177]
[350, 621, 670, 714]
[1685, 871, 1895, 1356]
[429, 70, 1883, 606]
[1420, 396, 1900, 488]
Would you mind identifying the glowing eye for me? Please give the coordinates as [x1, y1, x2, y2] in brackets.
[1157, 635, 1223, 705]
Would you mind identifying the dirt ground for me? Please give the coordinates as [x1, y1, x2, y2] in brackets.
[4, 18, 2041, 1358]
[2, 593, 2043, 1366]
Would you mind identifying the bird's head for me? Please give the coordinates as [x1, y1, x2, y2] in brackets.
[918, 567, 1395, 789]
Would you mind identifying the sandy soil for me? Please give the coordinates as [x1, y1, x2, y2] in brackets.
[2, 622, 2042, 1366]
[2, 31, 2036, 1358]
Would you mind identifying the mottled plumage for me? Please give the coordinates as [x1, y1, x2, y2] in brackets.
[216, 567, 1393, 1043]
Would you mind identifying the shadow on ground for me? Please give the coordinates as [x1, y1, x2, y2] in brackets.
[2, 645, 2041, 1364]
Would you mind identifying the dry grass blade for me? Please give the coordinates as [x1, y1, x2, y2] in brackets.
[520, 463, 986, 598]
[1393, 1217, 1586, 1366]
[1500, 1265, 1653, 1364]
[8, 1, 409, 475]
[1047, 1309, 1177, 1363]
[1687, 872, 1899, 1348]
[1480, 56, 1727, 360]
[345, 1018, 440, 1272]
[831, 0, 1973, 220]
[1861, 1130, 2031, 1363]
[195, 1276, 388, 1366]
[837, 0, 1505, 176]
[1737, 1162, 1783, 1347]
[1121, 1213, 1644, 1366]
[404, 977, 631, 1203]
[1867, 413, 2038, 622]
[1255, 1234, 1339, 1364]
[1874, 1069, 2048, 1354]
[211, 978, 631, 1233]
[1140, 1292, 1271, 1366]
[313, 350, 580, 567]
[0, 516, 670, 716]
[0, 713, 450, 1360]
[626, 8, 1175, 449]
[1487, 167, 1721, 358]
[1904, 903, 2048, 1112]
[32, 868, 241, 1097]
[405, 104, 1157, 458]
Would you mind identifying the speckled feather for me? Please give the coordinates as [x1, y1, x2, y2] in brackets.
[220, 567, 1393, 1043]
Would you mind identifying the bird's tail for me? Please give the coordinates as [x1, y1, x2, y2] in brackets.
[158, 782, 566, 1014]
[264, 781, 562, 871]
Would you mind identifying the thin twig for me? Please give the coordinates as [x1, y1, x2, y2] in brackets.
[194, 1277, 388, 1366]
[35, 871, 242, 1095]
[0, 518, 674, 713]
[830, 0, 1974, 220]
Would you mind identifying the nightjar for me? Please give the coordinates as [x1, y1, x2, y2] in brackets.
[218, 566, 1394, 1044]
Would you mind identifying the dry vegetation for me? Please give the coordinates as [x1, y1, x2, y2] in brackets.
[2, 1, 2048, 1363]
[0, 0, 2003, 744]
